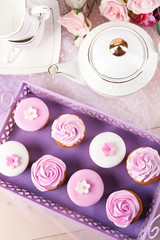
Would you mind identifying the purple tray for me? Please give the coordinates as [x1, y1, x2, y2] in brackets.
[0, 81, 160, 240]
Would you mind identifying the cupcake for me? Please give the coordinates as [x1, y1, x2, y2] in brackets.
[31, 155, 66, 192]
[14, 97, 49, 131]
[67, 169, 104, 207]
[0, 141, 30, 177]
[89, 132, 126, 168]
[106, 190, 143, 228]
[126, 147, 160, 184]
[51, 114, 85, 148]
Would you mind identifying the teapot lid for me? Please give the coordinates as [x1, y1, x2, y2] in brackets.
[88, 26, 148, 83]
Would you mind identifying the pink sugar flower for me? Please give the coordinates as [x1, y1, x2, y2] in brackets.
[6, 154, 20, 168]
[102, 142, 116, 156]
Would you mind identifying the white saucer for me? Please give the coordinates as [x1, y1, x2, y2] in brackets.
[0, 0, 61, 75]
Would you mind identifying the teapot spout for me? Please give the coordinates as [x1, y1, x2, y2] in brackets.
[48, 56, 86, 85]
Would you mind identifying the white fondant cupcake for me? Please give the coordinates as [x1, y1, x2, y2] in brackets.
[0, 141, 29, 177]
[89, 132, 126, 168]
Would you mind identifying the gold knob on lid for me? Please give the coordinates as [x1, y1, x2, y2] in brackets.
[109, 38, 128, 57]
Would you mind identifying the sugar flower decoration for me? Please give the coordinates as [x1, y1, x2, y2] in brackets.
[102, 142, 116, 156]
[75, 180, 90, 194]
[6, 154, 20, 168]
[24, 107, 38, 120]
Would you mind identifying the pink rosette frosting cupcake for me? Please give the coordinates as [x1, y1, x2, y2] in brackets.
[31, 155, 66, 192]
[51, 114, 85, 148]
[106, 190, 143, 228]
[126, 147, 160, 184]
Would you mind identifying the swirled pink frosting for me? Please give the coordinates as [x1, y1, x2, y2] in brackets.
[51, 114, 85, 147]
[106, 190, 140, 228]
[31, 155, 66, 192]
[127, 147, 160, 183]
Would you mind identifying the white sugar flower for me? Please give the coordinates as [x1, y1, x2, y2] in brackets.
[75, 180, 90, 194]
[24, 107, 38, 121]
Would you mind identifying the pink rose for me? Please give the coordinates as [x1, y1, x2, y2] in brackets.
[65, 0, 87, 10]
[99, 0, 129, 21]
[58, 10, 92, 37]
[127, 0, 160, 14]
[131, 12, 158, 26]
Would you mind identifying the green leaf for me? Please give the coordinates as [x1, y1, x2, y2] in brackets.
[74, 36, 79, 41]
[74, 8, 82, 14]
[128, 10, 136, 18]
[84, 16, 90, 27]
[157, 20, 160, 35]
